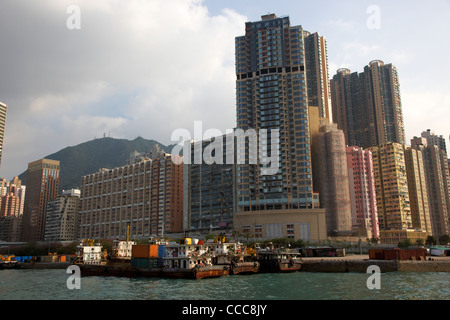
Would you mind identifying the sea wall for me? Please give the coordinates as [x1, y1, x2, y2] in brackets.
[397, 260, 450, 272]
[301, 259, 450, 273]
[301, 259, 397, 273]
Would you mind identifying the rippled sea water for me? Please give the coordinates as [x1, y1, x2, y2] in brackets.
[0, 269, 449, 300]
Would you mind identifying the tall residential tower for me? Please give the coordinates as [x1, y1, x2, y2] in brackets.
[233, 14, 328, 241]
[0, 101, 7, 166]
[235, 13, 330, 212]
[331, 60, 405, 149]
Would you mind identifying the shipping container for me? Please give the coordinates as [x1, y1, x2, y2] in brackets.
[131, 258, 161, 269]
[158, 245, 166, 258]
[59, 255, 67, 262]
[132, 244, 160, 258]
[369, 248, 427, 260]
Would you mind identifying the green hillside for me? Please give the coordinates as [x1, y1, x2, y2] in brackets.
[18, 136, 176, 192]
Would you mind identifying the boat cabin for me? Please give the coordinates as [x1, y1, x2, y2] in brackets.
[76, 240, 105, 265]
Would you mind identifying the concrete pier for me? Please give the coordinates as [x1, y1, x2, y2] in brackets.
[16, 255, 450, 273]
[301, 255, 450, 273]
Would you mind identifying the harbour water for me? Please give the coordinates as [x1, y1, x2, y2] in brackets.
[0, 269, 449, 300]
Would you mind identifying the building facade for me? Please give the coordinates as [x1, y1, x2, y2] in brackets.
[235, 13, 328, 213]
[0, 101, 6, 166]
[404, 146, 432, 236]
[79, 149, 183, 240]
[314, 122, 353, 236]
[21, 159, 60, 242]
[420, 129, 447, 153]
[368, 143, 426, 243]
[44, 189, 81, 242]
[411, 136, 450, 239]
[330, 60, 405, 149]
[183, 134, 236, 233]
[0, 177, 26, 217]
[346, 146, 379, 239]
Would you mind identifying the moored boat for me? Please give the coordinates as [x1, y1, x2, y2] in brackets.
[257, 249, 302, 273]
[230, 260, 260, 275]
[0, 255, 20, 269]
[74, 236, 239, 279]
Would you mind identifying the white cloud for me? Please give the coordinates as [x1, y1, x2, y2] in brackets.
[0, 0, 246, 179]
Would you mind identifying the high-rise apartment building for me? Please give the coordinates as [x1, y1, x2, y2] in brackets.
[0, 177, 26, 217]
[235, 13, 328, 212]
[79, 148, 183, 240]
[346, 146, 379, 239]
[331, 60, 405, 148]
[368, 143, 428, 243]
[44, 189, 81, 241]
[183, 134, 236, 232]
[22, 159, 60, 242]
[404, 146, 432, 236]
[0, 177, 25, 242]
[420, 129, 447, 153]
[0, 102, 6, 166]
[411, 136, 450, 239]
[304, 31, 332, 120]
[150, 149, 184, 237]
[232, 14, 328, 241]
[314, 122, 353, 236]
[369, 143, 411, 230]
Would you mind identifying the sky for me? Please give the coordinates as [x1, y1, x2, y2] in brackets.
[0, 0, 449, 180]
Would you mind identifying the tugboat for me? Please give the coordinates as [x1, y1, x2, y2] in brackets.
[256, 244, 302, 273]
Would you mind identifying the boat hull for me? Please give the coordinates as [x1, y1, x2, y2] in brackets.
[77, 263, 230, 280]
[0, 262, 20, 270]
[259, 259, 301, 273]
[231, 262, 260, 275]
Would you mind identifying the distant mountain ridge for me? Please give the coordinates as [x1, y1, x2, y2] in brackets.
[18, 136, 176, 192]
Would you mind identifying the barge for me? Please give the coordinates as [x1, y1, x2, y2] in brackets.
[74, 235, 248, 279]
[77, 263, 231, 279]
[257, 249, 302, 273]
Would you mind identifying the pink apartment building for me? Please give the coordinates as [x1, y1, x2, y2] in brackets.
[346, 146, 380, 239]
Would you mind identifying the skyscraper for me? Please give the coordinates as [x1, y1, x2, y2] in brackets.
[369, 143, 411, 231]
[183, 134, 236, 232]
[235, 13, 328, 212]
[404, 146, 432, 236]
[315, 122, 353, 236]
[233, 14, 327, 241]
[346, 146, 379, 239]
[411, 136, 450, 239]
[304, 31, 332, 120]
[44, 189, 81, 242]
[420, 129, 447, 153]
[331, 60, 405, 148]
[22, 159, 60, 242]
[0, 101, 7, 166]
[369, 143, 428, 244]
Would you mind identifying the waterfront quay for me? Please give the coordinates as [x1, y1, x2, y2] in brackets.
[17, 255, 450, 274]
[301, 255, 450, 273]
